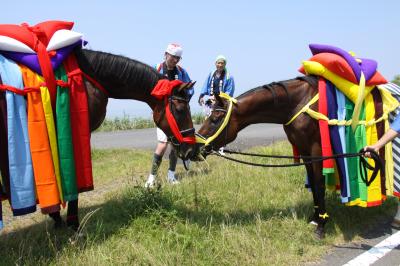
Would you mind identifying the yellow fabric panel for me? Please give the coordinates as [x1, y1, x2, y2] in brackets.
[37, 75, 63, 202]
[378, 86, 396, 196]
[364, 93, 381, 204]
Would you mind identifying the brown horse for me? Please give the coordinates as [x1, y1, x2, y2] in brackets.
[193, 76, 339, 237]
[49, 47, 196, 229]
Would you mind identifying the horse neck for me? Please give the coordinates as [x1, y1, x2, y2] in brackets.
[76, 49, 162, 109]
[235, 79, 315, 131]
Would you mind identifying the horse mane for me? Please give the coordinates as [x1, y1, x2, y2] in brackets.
[236, 75, 318, 99]
[75, 48, 163, 95]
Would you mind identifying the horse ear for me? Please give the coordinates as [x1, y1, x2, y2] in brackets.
[177, 81, 196, 93]
[214, 91, 224, 107]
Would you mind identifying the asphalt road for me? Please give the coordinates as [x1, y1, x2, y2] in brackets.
[91, 124, 400, 265]
[91, 123, 287, 150]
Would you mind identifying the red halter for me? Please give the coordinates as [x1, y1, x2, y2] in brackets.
[151, 79, 196, 144]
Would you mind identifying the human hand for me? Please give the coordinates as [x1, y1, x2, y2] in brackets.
[198, 96, 204, 106]
[363, 145, 379, 158]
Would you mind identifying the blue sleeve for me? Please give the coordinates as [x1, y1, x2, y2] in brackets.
[224, 76, 235, 97]
[180, 68, 194, 98]
[201, 73, 211, 96]
[390, 114, 400, 133]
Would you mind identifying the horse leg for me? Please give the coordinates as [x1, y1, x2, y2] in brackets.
[66, 199, 80, 231]
[311, 160, 328, 239]
[49, 211, 65, 228]
[304, 163, 319, 225]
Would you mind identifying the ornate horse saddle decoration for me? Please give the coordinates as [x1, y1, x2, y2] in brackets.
[295, 44, 400, 208]
[0, 20, 93, 229]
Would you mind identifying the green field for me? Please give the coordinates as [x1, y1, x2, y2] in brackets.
[0, 141, 397, 265]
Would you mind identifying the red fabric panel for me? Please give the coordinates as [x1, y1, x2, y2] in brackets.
[318, 78, 334, 170]
[0, 24, 35, 47]
[33, 21, 74, 45]
[366, 71, 387, 86]
[151, 79, 183, 99]
[63, 54, 93, 192]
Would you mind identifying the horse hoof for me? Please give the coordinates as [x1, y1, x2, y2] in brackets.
[315, 226, 325, 239]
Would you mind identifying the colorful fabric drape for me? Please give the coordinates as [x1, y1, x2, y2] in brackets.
[335, 88, 351, 202]
[318, 78, 335, 175]
[0, 75, 9, 199]
[55, 66, 78, 201]
[371, 89, 386, 199]
[364, 92, 381, 206]
[0, 76, 5, 229]
[326, 81, 349, 202]
[19, 65, 60, 214]
[37, 75, 63, 202]
[63, 54, 93, 192]
[0, 55, 36, 216]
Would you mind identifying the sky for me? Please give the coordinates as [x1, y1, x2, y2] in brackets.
[2, 0, 399, 118]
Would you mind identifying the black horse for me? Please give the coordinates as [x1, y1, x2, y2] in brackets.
[48, 48, 196, 229]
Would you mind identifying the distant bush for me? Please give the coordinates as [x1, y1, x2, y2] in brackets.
[96, 112, 207, 132]
[192, 112, 207, 125]
[96, 115, 155, 132]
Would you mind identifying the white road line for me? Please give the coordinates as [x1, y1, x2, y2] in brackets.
[343, 231, 400, 266]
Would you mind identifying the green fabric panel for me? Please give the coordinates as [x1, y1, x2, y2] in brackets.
[355, 105, 367, 202]
[345, 98, 360, 201]
[55, 67, 78, 201]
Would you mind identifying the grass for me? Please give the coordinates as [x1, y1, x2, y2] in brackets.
[96, 112, 207, 132]
[0, 141, 397, 265]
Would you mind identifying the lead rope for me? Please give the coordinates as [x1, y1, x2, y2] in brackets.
[210, 148, 382, 187]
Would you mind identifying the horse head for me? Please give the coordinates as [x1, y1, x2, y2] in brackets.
[153, 81, 197, 160]
[193, 92, 239, 160]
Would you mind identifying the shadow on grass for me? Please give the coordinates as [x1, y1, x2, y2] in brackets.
[0, 186, 397, 264]
[323, 193, 398, 241]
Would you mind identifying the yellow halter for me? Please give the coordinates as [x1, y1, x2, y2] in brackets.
[195, 92, 237, 146]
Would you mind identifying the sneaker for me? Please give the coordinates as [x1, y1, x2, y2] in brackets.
[145, 174, 156, 188]
[167, 170, 180, 185]
[218, 147, 225, 155]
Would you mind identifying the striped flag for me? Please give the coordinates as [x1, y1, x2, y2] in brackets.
[380, 83, 400, 196]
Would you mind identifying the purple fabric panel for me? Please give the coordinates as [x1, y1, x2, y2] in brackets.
[309, 44, 361, 82]
[359, 58, 377, 81]
[326, 80, 349, 202]
[0, 40, 83, 75]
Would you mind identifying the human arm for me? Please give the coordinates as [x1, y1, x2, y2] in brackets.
[224, 75, 235, 97]
[180, 68, 194, 99]
[198, 73, 211, 105]
[364, 115, 400, 157]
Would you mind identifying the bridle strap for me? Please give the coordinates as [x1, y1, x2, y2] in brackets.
[195, 92, 237, 146]
[151, 79, 195, 145]
[165, 98, 196, 144]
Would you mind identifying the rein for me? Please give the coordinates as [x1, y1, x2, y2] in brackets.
[210, 148, 382, 186]
[195, 92, 237, 145]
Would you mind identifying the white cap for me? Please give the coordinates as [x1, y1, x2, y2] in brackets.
[215, 54, 227, 64]
[165, 43, 183, 57]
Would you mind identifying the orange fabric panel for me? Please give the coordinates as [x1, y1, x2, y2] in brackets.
[19, 65, 60, 213]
